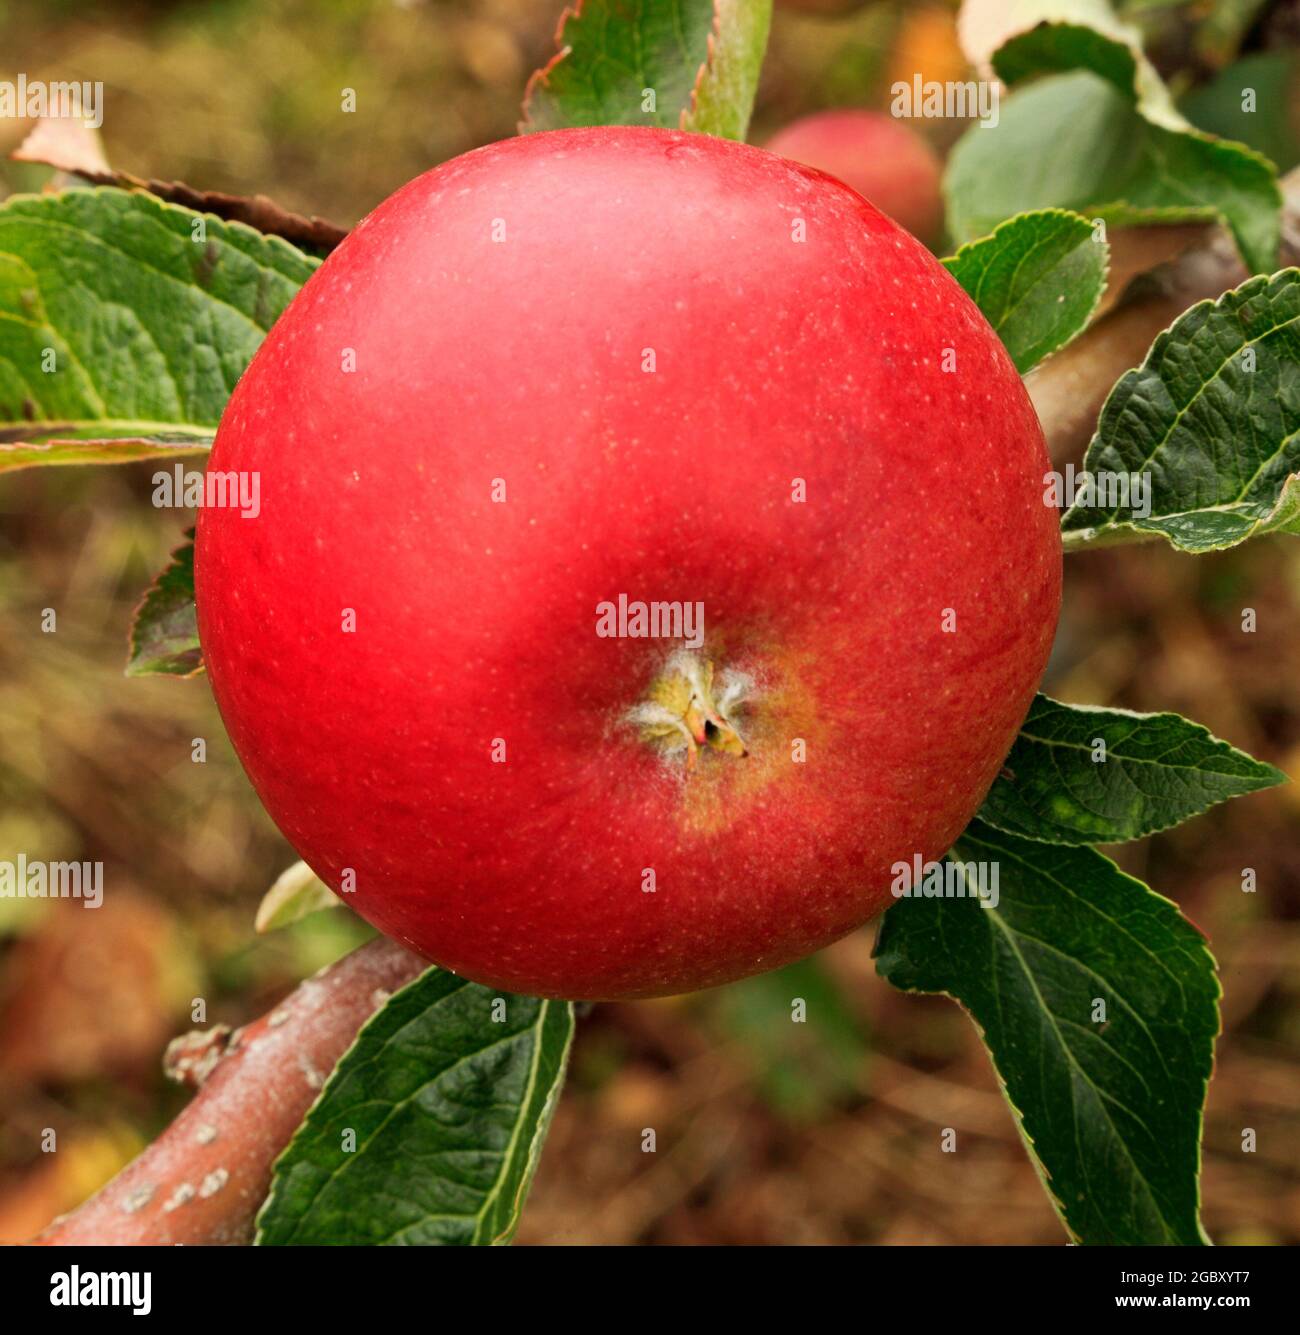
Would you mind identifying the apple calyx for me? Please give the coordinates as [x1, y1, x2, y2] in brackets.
[625, 650, 751, 770]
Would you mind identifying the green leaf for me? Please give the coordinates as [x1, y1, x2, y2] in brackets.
[946, 71, 1280, 277]
[942, 209, 1108, 372]
[1061, 269, 1300, 553]
[951, 1, 1280, 273]
[963, 0, 1184, 123]
[126, 533, 201, 678]
[682, 0, 773, 141]
[255, 971, 575, 1246]
[0, 428, 213, 474]
[979, 694, 1285, 844]
[520, 0, 771, 141]
[0, 188, 317, 460]
[1181, 50, 1300, 176]
[255, 861, 343, 934]
[875, 821, 1219, 1246]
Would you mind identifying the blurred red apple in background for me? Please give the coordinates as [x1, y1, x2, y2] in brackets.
[766, 109, 944, 245]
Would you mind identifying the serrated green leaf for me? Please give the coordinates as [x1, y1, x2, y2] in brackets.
[1181, 49, 1300, 176]
[682, 0, 773, 141]
[0, 188, 316, 459]
[942, 209, 1108, 372]
[126, 532, 201, 678]
[1061, 268, 1300, 553]
[979, 694, 1285, 843]
[519, 0, 771, 141]
[946, 71, 1280, 276]
[875, 821, 1219, 1246]
[962, 0, 1184, 126]
[951, 1, 1280, 273]
[255, 971, 574, 1246]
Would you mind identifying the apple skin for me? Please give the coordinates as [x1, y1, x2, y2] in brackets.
[766, 109, 944, 245]
[195, 126, 1060, 1000]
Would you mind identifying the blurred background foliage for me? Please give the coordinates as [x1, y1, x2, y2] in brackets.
[0, 0, 1297, 1244]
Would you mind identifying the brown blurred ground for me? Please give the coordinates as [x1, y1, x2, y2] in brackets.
[0, 0, 1297, 1245]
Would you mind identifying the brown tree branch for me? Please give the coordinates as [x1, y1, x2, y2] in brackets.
[32, 937, 426, 1246]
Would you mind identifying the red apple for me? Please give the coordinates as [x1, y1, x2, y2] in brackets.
[766, 109, 944, 245]
[195, 126, 1059, 1000]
